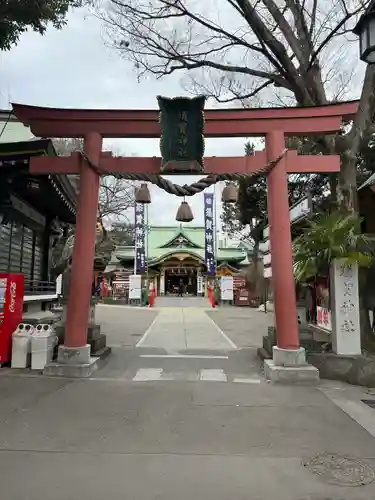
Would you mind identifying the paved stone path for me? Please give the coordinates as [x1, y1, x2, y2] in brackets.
[154, 296, 210, 308]
[94, 302, 263, 384]
[136, 306, 237, 351]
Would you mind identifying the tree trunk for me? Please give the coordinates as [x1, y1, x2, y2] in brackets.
[359, 302, 375, 352]
[360, 266, 375, 352]
[51, 231, 110, 280]
[329, 174, 337, 202]
[252, 239, 260, 297]
[338, 152, 372, 352]
[338, 153, 359, 213]
[252, 239, 260, 266]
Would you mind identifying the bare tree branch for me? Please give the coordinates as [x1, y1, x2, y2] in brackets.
[307, 2, 366, 71]
[184, 69, 274, 105]
[53, 137, 135, 225]
[262, 0, 308, 67]
[98, 0, 368, 108]
[99, 0, 291, 88]
[309, 0, 318, 39]
[52, 137, 135, 274]
[96, 0, 373, 211]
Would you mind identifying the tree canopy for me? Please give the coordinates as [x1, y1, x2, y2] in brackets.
[0, 0, 84, 50]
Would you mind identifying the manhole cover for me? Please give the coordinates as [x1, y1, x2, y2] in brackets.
[362, 399, 375, 409]
[302, 453, 375, 486]
[131, 333, 142, 337]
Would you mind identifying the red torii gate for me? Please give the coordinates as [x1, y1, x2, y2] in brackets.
[12, 100, 358, 379]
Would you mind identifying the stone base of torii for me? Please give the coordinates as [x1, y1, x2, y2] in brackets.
[11, 101, 359, 382]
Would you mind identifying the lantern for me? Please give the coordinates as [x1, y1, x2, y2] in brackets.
[221, 182, 238, 203]
[176, 200, 194, 222]
[353, 1, 375, 64]
[135, 183, 151, 204]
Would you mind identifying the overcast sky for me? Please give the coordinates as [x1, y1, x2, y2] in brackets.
[0, 6, 256, 228]
[0, 4, 366, 228]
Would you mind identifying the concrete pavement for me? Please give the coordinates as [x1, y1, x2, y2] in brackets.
[95, 304, 157, 347]
[136, 306, 237, 351]
[94, 301, 262, 383]
[154, 296, 210, 308]
[1, 375, 375, 499]
[207, 306, 275, 348]
[2, 301, 375, 499]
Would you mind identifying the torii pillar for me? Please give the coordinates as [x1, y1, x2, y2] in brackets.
[265, 131, 318, 383]
[56, 132, 103, 373]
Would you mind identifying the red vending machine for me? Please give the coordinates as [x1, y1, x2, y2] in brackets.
[0, 273, 24, 365]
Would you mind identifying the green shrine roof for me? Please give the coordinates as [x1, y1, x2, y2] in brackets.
[110, 225, 248, 268]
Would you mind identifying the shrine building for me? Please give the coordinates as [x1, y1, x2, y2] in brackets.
[104, 225, 249, 296]
[0, 111, 77, 319]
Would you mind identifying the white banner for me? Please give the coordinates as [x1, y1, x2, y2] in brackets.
[56, 274, 62, 295]
[129, 275, 142, 300]
[220, 276, 233, 301]
[263, 253, 271, 266]
[197, 276, 203, 294]
[264, 267, 272, 278]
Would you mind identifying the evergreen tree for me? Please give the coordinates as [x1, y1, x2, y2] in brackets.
[0, 0, 84, 50]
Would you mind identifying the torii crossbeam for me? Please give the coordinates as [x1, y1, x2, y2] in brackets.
[11, 100, 359, 381]
[29, 149, 340, 176]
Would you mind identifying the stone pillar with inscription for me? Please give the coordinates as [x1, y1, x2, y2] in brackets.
[330, 260, 361, 355]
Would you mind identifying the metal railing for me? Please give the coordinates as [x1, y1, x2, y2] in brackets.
[24, 280, 57, 295]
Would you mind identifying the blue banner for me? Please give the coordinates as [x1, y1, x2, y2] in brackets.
[134, 202, 146, 273]
[204, 193, 215, 275]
